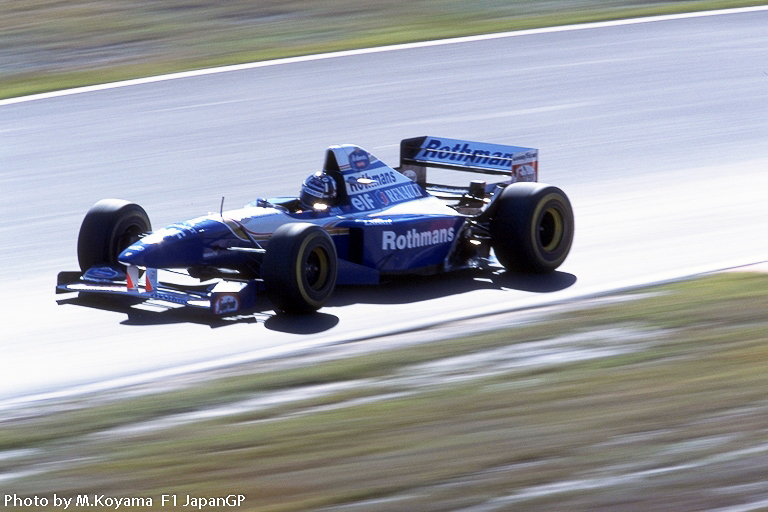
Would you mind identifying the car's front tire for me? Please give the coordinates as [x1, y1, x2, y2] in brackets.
[77, 199, 151, 271]
[262, 223, 338, 314]
[489, 182, 574, 273]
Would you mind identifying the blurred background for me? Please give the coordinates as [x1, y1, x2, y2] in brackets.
[1, 0, 762, 99]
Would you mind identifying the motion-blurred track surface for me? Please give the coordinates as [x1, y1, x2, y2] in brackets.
[2, 10, 767, 402]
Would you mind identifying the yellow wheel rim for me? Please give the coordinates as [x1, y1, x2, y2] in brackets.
[539, 206, 564, 252]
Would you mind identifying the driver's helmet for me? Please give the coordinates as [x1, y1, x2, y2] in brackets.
[300, 171, 338, 209]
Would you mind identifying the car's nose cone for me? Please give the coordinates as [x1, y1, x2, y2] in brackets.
[119, 225, 204, 268]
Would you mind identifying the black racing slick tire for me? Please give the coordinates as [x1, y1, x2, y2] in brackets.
[489, 182, 574, 273]
[262, 223, 338, 314]
[77, 199, 151, 272]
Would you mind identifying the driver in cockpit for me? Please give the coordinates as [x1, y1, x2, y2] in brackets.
[299, 171, 338, 210]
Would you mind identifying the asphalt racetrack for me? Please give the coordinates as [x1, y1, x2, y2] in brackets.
[2, 8, 767, 404]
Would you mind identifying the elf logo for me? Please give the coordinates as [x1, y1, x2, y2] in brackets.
[382, 227, 455, 250]
[213, 294, 240, 315]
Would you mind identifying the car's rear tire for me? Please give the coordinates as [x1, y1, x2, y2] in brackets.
[262, 223, 338, 314]
[489, 182, 574, 273]
[77, 199, 151, 272]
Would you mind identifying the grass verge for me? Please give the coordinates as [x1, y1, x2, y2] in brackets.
[2, 272, 768, 510]
[1, 0, 766, 100]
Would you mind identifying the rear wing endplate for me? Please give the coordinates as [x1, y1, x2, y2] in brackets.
[399, 136, 538, 186]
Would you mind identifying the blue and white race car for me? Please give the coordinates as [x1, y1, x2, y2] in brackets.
[57, 136, 574, 315]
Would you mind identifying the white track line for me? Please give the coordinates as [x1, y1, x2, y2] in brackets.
[2, 5, 767, 107]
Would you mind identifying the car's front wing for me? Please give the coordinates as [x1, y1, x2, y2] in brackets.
[56, 265, 260, 316]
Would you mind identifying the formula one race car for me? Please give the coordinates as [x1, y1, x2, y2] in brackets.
[57, 136, 574, 315]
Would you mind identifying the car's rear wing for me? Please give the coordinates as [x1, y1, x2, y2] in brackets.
[399, 136, 539, 191]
